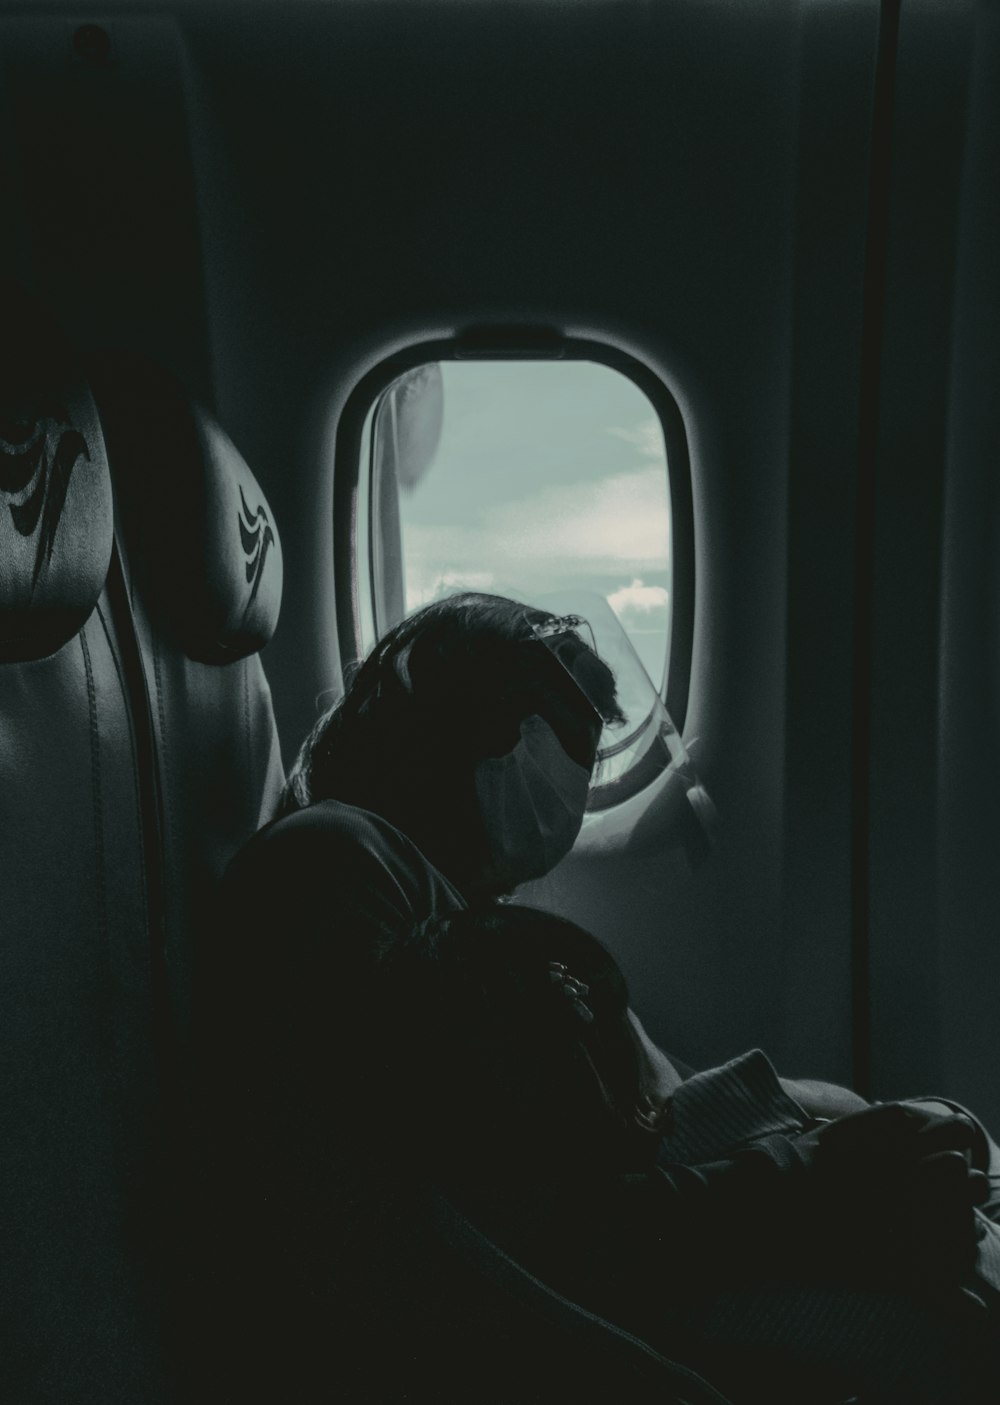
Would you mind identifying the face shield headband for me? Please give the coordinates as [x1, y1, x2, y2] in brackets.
[528, 595, 716, 843]
[529, 612, 622, 767]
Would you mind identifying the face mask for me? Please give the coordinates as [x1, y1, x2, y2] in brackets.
[473, 715, 591, 886]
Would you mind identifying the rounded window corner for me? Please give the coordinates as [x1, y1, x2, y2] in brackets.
[333, 337, 694, 801]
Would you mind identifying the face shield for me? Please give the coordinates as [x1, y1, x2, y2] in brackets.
[529, 592, 715, 837]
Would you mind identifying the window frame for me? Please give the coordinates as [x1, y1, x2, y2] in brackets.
[333, 331, 695, 742]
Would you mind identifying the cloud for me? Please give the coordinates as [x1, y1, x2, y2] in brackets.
[607, 579, 669, 618]
[402, 468, 670, 588]
[606, 419, 664, 460]
[605, 579, 670, 684]
[485, 467, 670, 569]
[405, 567, 497, 611]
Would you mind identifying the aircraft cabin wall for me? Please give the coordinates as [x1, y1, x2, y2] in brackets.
[2, 0, 999, 1131]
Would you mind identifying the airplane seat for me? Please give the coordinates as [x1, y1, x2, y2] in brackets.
[0, 294, 175, 1400]
[86, 352, 286, 1060]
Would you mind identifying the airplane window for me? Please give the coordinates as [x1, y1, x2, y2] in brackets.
[356, 360, 672, 697]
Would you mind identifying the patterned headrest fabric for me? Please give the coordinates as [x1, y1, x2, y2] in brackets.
[0, 289, 114, 663]
[88, 353, 282, 664]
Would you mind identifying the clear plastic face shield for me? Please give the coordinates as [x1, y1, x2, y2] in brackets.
[529, 592, 716, 842]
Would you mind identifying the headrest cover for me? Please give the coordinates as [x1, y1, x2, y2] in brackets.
[0, 289, 114, 663]
[88, 354, 282, 664]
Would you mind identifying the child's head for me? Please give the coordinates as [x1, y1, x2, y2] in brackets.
[383, 903, 658, 1185]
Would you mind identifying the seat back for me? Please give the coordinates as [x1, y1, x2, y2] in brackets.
[0, 295, 172, 1401]
[0, 292, 285, 1402]
[88, 352, 285, 1057]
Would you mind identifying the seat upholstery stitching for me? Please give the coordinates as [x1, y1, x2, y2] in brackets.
[80, 626, 108, 957]
[152, 636, 174, 897]
[79, 622, 128, 1111]
[243, 658, 252, 802]
[96, 599, 149, 923]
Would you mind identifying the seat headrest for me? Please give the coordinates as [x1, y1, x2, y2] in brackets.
[0, 288, 114, 663]
[88, 353, 282, 664]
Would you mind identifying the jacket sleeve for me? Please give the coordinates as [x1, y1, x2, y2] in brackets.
[466, 1134, 814, 1332]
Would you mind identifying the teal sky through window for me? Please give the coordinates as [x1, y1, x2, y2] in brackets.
[364, 360, 671, 689]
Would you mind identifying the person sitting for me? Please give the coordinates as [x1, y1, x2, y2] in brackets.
[197, 595, 621, 1251]
[193, 593, 624, 1397]
[205, 589, 857, 1114]
[195, 590, 984, 1397]
[381, 902, 1000, 1405]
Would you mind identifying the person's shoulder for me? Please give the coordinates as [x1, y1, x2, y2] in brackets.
[224, 800, 466, 920]
[226, 799, 413, 883]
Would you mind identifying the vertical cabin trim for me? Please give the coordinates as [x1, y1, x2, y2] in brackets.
[853, 0, 903, 1097]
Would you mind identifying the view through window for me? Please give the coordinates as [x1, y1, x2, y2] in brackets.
[358, 359, 672, 692]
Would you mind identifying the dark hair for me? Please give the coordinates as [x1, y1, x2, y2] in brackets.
[381, 903, 650, 1185]
[277, 593, 624, 889]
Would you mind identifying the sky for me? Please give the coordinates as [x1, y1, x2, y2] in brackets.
[362, 359, 672, 688]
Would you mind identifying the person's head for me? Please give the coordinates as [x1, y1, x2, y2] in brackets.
[280, 593, 624, 897]
[381, 903, 660, 1185]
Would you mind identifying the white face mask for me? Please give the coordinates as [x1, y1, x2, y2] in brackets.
[473, 715, 592, 886]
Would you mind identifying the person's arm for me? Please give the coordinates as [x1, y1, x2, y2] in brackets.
[473, 1132, 811, 1325]
[626, 1008, 686, 1104]
[776, 1076, 869, 1119]
[626, 1008, 869, 1120]
[485, 1103, 988, 1321]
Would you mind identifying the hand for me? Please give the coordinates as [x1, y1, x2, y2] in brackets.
[795, 1103, 988, 1291]
[804, 1099, 984, 1165]
[899, 1145, 988, 1303]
